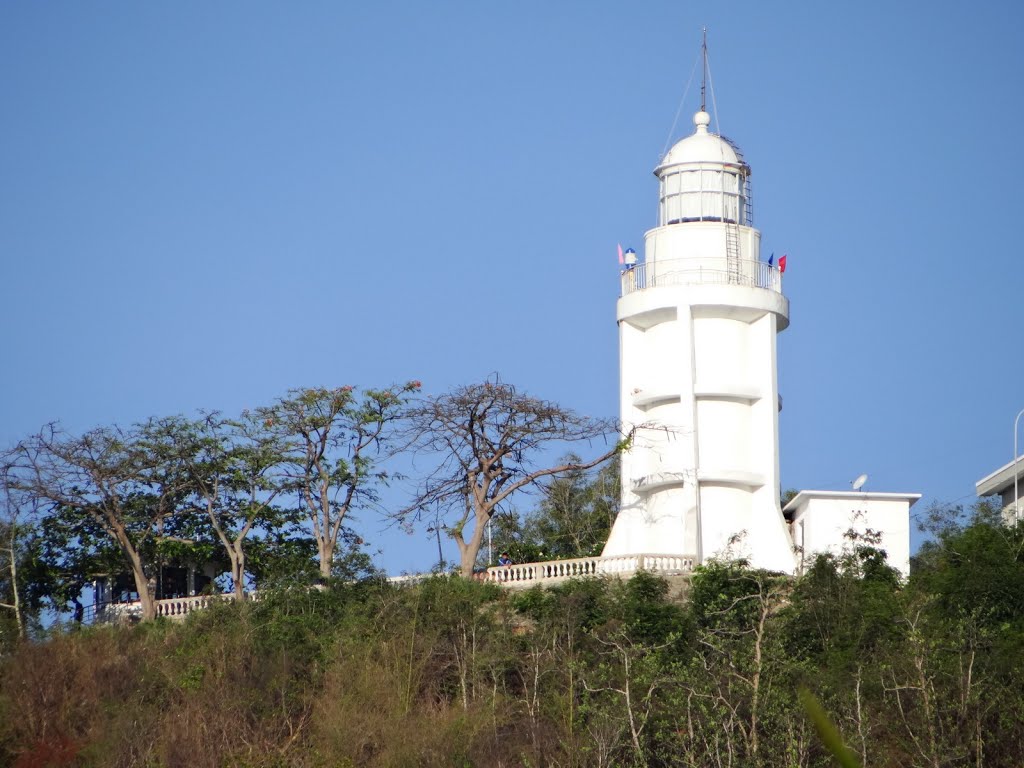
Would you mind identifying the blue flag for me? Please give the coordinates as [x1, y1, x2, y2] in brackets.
[768, 253, 774, 267]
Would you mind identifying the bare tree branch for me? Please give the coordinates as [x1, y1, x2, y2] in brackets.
[397, 377, 629, 576]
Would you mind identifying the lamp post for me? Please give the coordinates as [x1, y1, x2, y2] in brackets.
[1015, 409, 1024, 523]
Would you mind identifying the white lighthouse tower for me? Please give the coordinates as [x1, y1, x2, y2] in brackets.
[601, 98, 797, 573]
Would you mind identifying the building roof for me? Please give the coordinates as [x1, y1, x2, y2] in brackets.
[975, 457, 1024, 497]
[783, 490, 923, 515]
[655, 110, 744, 173]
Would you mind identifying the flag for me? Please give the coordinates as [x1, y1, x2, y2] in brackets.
[618, 243, 624, 265]
[768, 253, 774, 267]
[779, 254, 788, 273]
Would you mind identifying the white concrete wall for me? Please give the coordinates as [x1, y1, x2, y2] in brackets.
[643, 221, 760, 264]
[788, 494, 915, 578]
[605, 302, 698, 558]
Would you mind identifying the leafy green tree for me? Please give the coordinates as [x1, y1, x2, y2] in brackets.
[260, 384, 418, 579]
[170, 412, 296, 598]
[782, 551, 903, 766]
[896, 502, 1024, 765]
[912, 500, 1024, 629]
[581, 620, 672, 767]
[241, 526, 319, 587]
[686, 560, 792, 764]
[29, 498, 125, 615]
[486, 456, 619, 567]
[10, 422, 195, 621]
[524, 456, 619, 561]
[785, 536, 903, 670]
[0, 469, 39, 643]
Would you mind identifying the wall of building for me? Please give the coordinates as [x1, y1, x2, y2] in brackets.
[789, 495, 913, 578]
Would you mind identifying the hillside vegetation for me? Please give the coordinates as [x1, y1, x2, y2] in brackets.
[3, 507, 1024, 767]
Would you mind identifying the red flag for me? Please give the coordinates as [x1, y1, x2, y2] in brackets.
[618, 243, 624, 265]
[779, 254, 787, 273]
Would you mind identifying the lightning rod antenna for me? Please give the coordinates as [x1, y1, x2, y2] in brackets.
[700, 27, 707, 112]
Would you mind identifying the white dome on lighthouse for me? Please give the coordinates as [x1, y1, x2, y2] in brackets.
[655, 110, 744, 174]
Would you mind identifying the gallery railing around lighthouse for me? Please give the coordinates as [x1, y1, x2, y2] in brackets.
[620, 257, 782, 297]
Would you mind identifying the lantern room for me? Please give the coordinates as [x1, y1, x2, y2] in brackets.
[654, 110, 750, 227]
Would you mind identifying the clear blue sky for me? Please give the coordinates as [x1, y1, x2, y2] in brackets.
[2, 1, 1022, 573]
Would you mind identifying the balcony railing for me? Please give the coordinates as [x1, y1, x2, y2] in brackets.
[85, 593, 250, 624]
[83, 555, 698, 622]
[485, 553, 695, 587]
[621, 257, 782, 296]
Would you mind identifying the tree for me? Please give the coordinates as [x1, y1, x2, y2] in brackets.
[489, 456, 621, 565]
[582, 623, 672, 767]
[400, 379, 627, 577]
[912, 499, 1024, 628]
[686, 561, 792, 765]
[528, 455, 620, 560]
[261, 384, 417, 579]
[174, 412, 292, 598]
[0, 463, 39, 642]
[10, 422, 192, 621]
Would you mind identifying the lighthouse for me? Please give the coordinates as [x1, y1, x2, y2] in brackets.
[601, 104, 798, 574]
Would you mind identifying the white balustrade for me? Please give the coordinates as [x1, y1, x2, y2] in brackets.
[156, 595, 217, 618]
[486, 553, 695, 587]
[90, 592, 252, 624]
[90, 554, 698, 623]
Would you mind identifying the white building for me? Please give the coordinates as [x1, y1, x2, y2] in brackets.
[784, 491, 920, 578]
[975, 457, 1024, 524]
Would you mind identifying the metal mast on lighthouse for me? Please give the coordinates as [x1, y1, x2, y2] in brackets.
[602, 37, 796, 573]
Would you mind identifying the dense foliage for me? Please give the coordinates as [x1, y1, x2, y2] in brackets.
[0, 385, 420, 625]
[3, 508, 1024, 767]
[487, 458, 620, 566]
[0, 379, 623, 627]
[2, 385, 1020, 765]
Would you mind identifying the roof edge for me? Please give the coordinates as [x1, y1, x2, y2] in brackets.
[783, 490, 923, 513]
[975, 457, 1024, 496]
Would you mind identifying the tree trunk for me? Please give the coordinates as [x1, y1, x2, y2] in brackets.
[230, 543, 246, 599]
[128, 554, 157, 621]
[749, 600, 768, 761]
[112, 520, 158, 621]
[315, 487, 335, 579]
[2, 537, 24, 639]
[318, 537, 334, 579]
[459, 508, 490, 577]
